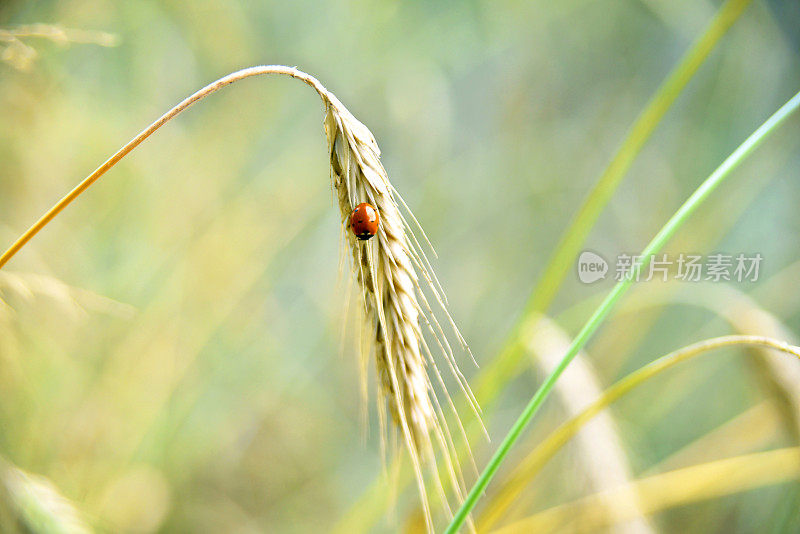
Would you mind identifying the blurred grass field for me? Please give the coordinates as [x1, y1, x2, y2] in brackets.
[1, 0, 800, 532]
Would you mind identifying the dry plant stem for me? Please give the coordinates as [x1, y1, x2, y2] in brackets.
[0, 24, 119, 71]
[0, 65, 477, 532]
[0, 24, 118, 47]
[617, 282, 800, 441]
[479, 335, 800, 530]
[521, 316, 654, 534]
[335, 4, 753, 528]
[0, 456, 91, 534]
[0, 66, 326, 270]
[494, 447, 800, 534]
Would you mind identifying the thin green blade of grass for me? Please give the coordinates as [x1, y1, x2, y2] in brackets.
[523, 0, 753, 317]
[479, 335, 800, 529]
[445, 90, 800, 533]
[474, 0, 753, 404]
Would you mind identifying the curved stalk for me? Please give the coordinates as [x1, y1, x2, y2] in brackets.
[472, 0, 754, 403]
[479, 335, 800, 529]
[0, 66, 330, 270]
[445, 90, 800, 533]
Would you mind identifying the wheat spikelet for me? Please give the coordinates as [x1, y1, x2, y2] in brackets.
[321, 89, 481, 531]
[0, 64, 479, 530]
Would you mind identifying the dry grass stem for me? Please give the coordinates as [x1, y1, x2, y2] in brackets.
[493, 447, 800, 534]
[481, 334, 800, 529]
[0, 65, 479, 531]
[0, 23, 118, 71]
[520, 315, 653, 534]
[0, 458, 92, 534]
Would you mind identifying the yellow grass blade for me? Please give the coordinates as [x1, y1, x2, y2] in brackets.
[491, 447, 800, 533]
[478, 335, 800, 530]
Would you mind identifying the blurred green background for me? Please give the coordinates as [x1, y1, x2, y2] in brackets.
[1, 0, 800, 532]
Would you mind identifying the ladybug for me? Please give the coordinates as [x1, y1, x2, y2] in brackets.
[349, 202, 379, 241]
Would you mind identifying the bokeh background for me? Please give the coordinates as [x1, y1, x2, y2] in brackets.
[1, 0, 800, 532]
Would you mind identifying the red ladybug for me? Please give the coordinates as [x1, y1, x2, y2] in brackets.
[349, 202, 379, 241]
